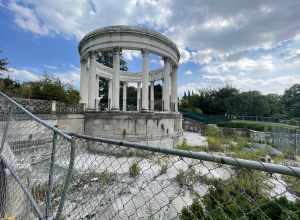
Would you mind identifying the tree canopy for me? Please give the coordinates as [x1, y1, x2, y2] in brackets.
[0, 51, 8, 74]
[282, 84, 300, 118]
[179, 85, 295, 118]
[0, 75, 80, 104]
[97, 51, 128, 71]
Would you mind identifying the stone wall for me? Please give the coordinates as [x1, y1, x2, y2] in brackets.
[0, 97, 84, 114]
[0, 97, 52, 114]
[84, 111, 183, 147]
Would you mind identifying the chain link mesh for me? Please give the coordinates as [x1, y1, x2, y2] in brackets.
[1, 92, 300, 220]
[55, 135, 300, 220]
[0, 93, 74, 219]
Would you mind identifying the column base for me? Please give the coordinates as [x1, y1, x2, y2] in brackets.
[110, 108, 120, 112]
[141, 108, 149, 112]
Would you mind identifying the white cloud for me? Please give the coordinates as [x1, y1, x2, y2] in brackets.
[4, 0, 300, 95]
[178, 48, 191, 64]
[184, 70, 192, 75]
[202, 73, 300, 95]
[4, 68, 41, 82]
[44, 64, 57, 69]
[8, 2, 48, 35]
[53, 67, 80, 87]
[2, 67, 80, 88]
[203, 17, 236, 30]
[122, 50, 141, 61]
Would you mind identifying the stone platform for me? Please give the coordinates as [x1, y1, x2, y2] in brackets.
[84, 111, 183, 148]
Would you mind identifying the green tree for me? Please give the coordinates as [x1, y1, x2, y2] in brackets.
[0, 51, 8, 74]
[282, 84, 300, 117]
[97, 51, 128, 71]
[29, 74, 80, 104]
[64, 86, 80, 104]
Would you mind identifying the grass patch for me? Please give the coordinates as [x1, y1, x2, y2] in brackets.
[129, 161, 141, 177]
[177, 137, 208, 152]
[218, 120, 298, 132]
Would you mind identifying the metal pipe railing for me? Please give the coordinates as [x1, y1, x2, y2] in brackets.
[70, 132, 300, 178]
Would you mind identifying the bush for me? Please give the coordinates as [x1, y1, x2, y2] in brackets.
[129, 161, 140, 177]
[207, 136, 224, 152]
[176, 168, 197, 188]
[181, 199, 204, 220]
[181, 169, 300, 220]
[99, 171, 114, 186]
[204, 125, 221, 137]
[160, 163, 168, 175]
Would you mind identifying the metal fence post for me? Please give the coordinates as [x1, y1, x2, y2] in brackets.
[55, 138, 76, 220]
[1, 156, 44, 219]
[0, 158, 7, 218]
[295, 129, 298, 156]
[45, 131, 57, 219]
[0, 106, 12, 154]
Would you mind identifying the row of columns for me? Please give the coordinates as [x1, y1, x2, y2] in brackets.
[80, 48, 178, 112]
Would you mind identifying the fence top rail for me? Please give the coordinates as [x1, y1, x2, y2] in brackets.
[70, 132, 300, 178]
[0, 91, 72, 140]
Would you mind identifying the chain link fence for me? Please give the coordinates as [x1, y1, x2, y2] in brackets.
[0, 91, 74, 220]
[55, 132, 300, 220]
[1, 91, 300, 219]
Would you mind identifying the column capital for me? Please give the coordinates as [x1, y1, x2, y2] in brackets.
[89, 50, 98, 58]
[113, 47, 122, 55]
[163, 56, 170, 62]
[141, 49, 149, 57]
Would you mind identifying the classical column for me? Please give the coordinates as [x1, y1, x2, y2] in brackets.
[137, 82, 141, 111]
[88, 52, 97, 110]
[141, 50, 149, 111]
[150, 81, 155, 111]
[108, 79, 112, 110]
[111, 48, 121, 111]
[80, 58, 89, 107]
[123, 82, 127, 111]
[171, 66, 178, 112]
[163, 57, 171, 111]
[95, 75, 100, 110]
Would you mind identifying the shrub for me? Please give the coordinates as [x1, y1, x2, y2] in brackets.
[282, 175, 300, 196]
[205, 125, 221, 138]
[99, 171, 114, 186]
[176, 168, 197, 187]
[129, 161, 140, 177]
[177, 138, 189, 149]
[181, 169, 300, 220]
[181, 199, 204, 220]
[207, 136, 223, 152]
[160, 163, 168, 175]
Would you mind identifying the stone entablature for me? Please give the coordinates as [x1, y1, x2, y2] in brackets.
[79, 25, 180, 64]
[79, 25, 180, 112]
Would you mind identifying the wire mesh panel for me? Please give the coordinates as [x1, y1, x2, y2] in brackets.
[55, 134, 300, 220]
[0, 92, 74, 220]
[1, 91, 300, 220]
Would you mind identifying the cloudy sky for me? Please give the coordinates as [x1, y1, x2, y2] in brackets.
[1, 0, 300, 96]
